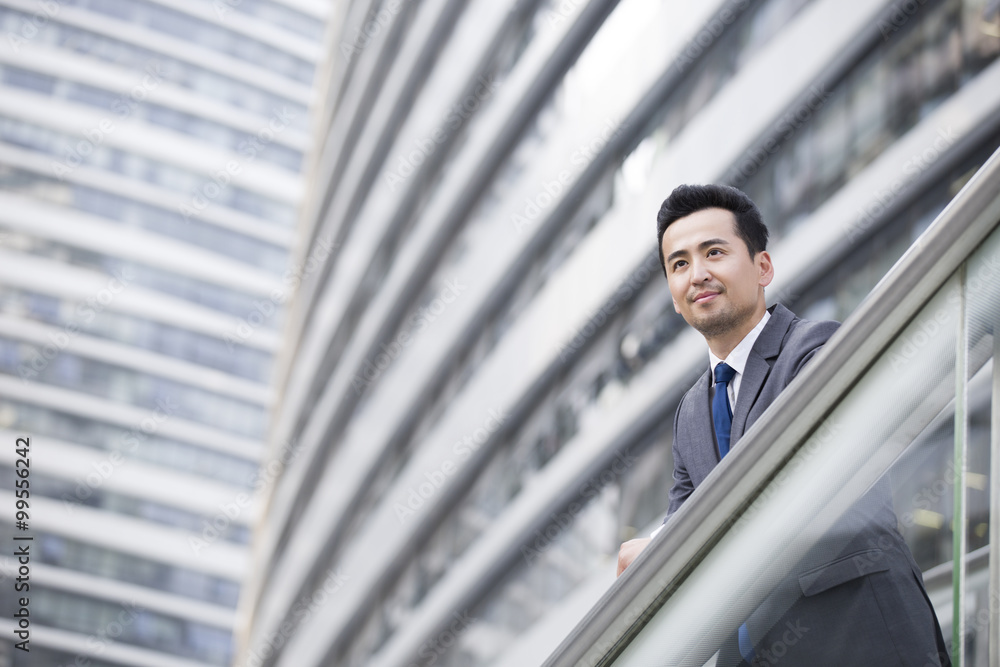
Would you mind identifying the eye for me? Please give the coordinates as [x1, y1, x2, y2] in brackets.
[672, 259, 687, 271]
[707, 248, 723, 257]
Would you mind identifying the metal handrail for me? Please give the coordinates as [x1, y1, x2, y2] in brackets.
[543, 146, 1000, 667]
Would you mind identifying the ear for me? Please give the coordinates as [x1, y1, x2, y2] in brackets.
[672, 296, 681, 314]
[757, 250, 774, 288]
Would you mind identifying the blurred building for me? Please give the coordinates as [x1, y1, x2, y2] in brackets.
[243, 0, 1000, 666]
[0, 1, 328, 665]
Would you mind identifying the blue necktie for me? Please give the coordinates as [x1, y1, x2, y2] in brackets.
[712, 362, 736, 459]
[713, 362, 755, 662]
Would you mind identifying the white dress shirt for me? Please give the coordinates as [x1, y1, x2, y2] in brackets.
[708, 309, 770, 407]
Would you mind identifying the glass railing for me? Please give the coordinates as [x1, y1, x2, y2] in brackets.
[544, 145, 1000, 667]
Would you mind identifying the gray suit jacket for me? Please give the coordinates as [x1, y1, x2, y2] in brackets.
[666, 304, 949, 667]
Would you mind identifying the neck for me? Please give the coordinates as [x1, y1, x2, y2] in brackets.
[705, 306, 767, 359]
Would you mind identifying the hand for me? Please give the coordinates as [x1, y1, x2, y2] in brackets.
[617, 537, 651, 577]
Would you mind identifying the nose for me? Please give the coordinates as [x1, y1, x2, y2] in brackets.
[690, 257, 712, 284]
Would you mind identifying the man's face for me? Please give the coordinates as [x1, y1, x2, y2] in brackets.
[660, 208, 773, 341]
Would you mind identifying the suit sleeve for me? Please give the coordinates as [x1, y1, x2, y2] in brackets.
[790, 320, 840, 380]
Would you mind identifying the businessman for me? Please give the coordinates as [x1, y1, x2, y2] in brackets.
[617, 184, 949, 666]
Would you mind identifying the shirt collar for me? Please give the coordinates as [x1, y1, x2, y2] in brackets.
[708, 310, 770, 382]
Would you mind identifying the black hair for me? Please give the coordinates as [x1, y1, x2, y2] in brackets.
[656, 184, 769, 277]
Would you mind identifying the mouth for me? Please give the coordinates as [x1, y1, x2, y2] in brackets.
[692, 291, 720, 304]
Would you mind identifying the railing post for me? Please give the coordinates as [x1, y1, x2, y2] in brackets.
[990, 309, 999, 667]
[953, 263, 968, 667]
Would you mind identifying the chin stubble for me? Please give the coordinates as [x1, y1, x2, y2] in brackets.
[691, 296, 757, 339]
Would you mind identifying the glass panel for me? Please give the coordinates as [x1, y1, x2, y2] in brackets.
[962, 227, 1000, 665]
[609, 223, 1000, 666]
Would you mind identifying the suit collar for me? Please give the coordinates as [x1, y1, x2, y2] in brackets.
[750, 303, 795, 360]
[731, 303, 796, 439]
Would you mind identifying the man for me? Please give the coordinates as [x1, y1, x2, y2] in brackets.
[617, 184, 949, 666]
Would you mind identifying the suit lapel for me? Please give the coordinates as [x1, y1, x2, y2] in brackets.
[731, 350, 770, 441]
[681, 370, 723, 478]
[731, 304, 795, 441]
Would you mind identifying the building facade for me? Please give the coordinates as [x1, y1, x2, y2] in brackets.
[0, 0, 328, 665]
[244, 0, 1000, 666]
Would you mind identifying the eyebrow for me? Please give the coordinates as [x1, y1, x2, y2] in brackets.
[666, 238, 730, 264]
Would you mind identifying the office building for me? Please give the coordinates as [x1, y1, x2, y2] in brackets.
[243, 0, 1000, 665]
[0, 0, 327, 664]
